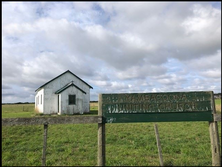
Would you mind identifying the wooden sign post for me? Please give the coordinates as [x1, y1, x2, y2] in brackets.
[98, 94, 105, 166]
[98, 91, 220, 166]
[209, 97, 221, 166]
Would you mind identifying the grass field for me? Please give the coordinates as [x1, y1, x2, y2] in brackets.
[215, 99, 221, 112]
[2, 100, 221, 166]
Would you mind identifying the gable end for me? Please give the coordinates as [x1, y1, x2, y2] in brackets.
[35, 70, 93, 92]
[55, 81, 86, 94]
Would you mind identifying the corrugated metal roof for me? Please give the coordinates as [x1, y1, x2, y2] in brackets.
[35, 70, 93, 92]
[55, 81, 86, 94]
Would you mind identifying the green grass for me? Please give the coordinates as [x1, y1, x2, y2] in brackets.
[2, 104, 36, 118]
[2, 103, 98, 118]
[215, 99, 221, 105]
[215, 99, 221, 113]
[2, 122, 221, 166]
[2, 102, 221, 166]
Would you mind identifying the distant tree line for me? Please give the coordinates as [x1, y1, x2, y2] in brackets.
[214, 93, 221, 99]
[2, 102, 35, 105]
[2, 94, 221, 105]
[90, 101, 98, 103]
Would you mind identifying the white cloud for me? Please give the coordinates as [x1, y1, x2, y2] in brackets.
[2, 2, 221, 103]
[186, 50, 221, 70]
[181, 4, 219, 34]
[201, 69, 221, 78]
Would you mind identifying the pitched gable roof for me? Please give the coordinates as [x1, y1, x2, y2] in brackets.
[55, 81, 86, 94]
[35, 70, 93, 92]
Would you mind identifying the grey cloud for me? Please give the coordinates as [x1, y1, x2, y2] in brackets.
[2, 2, 221, 102]
[201, 70, 221, 78]
[185, 50, 221, 70]
[30, 19, 150, 70]
[2, 85, 12, 89]
[101, 2, 221, 61]
[2, 93, 15, 96]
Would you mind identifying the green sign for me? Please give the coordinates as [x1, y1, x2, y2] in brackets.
[100, 91, 214, 123]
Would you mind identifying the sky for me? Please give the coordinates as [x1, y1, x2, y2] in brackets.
[2, 1, 221, 103]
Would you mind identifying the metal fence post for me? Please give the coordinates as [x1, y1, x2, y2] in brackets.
[154, 123, 164, 166]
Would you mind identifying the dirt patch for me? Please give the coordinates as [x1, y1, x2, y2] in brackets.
[216, 104, 221, 112]
[90, 102, 98, 107]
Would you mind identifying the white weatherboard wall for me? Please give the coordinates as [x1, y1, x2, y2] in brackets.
[35, 88, 44, 113]
[59, 86, 86, 114]
[35, 71, 91, 114]
[58, 94, 61, 114]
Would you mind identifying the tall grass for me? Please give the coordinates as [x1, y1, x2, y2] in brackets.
[2, 104, 35, 118]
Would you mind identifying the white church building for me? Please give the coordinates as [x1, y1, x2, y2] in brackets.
[35, 70, 93, 115]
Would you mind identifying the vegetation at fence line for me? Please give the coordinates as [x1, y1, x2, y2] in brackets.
[1, 99, 221, 166]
